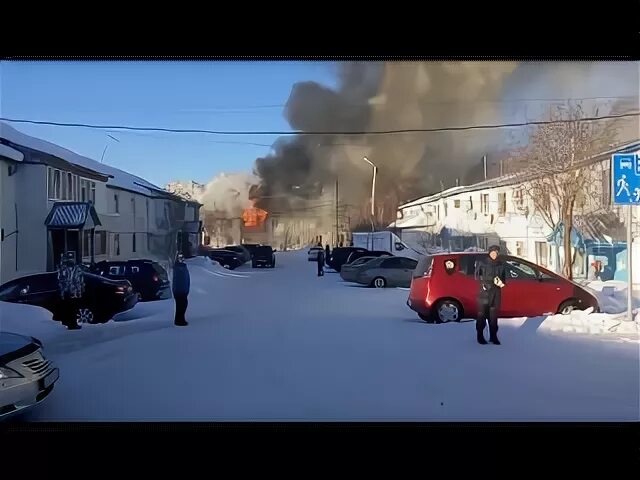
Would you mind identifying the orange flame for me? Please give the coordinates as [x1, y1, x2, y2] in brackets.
[242, 201, 268, 227]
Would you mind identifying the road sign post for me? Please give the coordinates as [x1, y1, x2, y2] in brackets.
[612, 152, 639, 323]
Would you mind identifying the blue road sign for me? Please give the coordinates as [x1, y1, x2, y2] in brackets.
[612, 152, 640, 205]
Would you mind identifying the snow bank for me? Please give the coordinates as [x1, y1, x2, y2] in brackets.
[539, 307, 639, 337]
[584, 280, 640, 316]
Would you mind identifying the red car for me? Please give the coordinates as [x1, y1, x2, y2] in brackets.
[407, 252, 599, 323]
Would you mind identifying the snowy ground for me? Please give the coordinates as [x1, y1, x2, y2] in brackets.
[1, 252, 638, 421]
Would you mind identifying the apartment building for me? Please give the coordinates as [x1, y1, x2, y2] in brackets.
[395, 141, 640, 280]
[0, 123, 201, 284]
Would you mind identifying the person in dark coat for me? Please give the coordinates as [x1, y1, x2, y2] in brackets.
[57, 252, 85, 330]
[325, 244, 331, 267]
[172, 253, 190, 326]
[474, 245, 507, 345]
[316, 243, 325, 276]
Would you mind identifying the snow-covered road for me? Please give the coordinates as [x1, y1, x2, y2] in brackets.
[4, 251, 639, 421]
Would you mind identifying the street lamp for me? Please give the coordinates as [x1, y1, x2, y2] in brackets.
[363, 156, 378, 231]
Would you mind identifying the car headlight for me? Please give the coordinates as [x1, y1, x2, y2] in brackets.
[0, 367, 23, 379]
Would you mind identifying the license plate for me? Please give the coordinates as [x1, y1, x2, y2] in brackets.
[41, 368, 59, 390]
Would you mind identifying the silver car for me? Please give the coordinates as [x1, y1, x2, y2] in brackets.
[355, 256, 419, 288]
[0, 332, 59, 420]
[340, 256, 379, 282]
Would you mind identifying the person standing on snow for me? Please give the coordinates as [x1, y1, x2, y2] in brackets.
[316, 243, 325, 277]
[57, 252, 85, 330]
[325, 244, 331, 266]
[172, 253, 190, 326]
[474, 245, 507, 345]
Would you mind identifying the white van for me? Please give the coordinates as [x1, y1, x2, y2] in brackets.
[352, 231, 421, 261]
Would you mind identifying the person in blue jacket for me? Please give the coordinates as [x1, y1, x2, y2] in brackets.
[172, 253, 190, 326]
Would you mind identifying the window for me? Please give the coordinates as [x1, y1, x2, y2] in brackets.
[506, 260, 538, 280]
[498, 193, 506, 215]
[469, 196, 473, 210]
[114, 194, 120, 214]
[61, 171, 68, 200]
[133, 233, 137, 253]
[94, 231, 107, 256]
[400, 258, 418, 270]
[454, 199, 460, 208]
[515, 241, 525, 257]
[535, 241, 548, 268]
[131, 266, 140, 274]
[413, 256, 434, 278]
[480, 194, 489, 213]
[460, 255, 481, 276]
[382, 258, 403, 269]
[82, 230, 92, 259]
[444, 201, 448, 217]
[437, 205, 441, 220]
[513, 188, 524, 207]
[90, 182, 96, 204]
[47, 167, 62, 200]
[67, 172, 73, 200]
[114, 233, 120, 256]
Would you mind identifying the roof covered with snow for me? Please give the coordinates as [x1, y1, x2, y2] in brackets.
[0, 122, 183, 199]
[0, 143, 24, 162]
[399, 140, 640, 210]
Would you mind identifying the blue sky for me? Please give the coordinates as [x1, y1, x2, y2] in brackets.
[1, 61, 336, 187]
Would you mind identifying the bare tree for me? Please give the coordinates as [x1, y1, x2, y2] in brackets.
[507, 102, 622, 279]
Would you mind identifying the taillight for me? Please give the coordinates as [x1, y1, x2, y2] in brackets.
[153, 275, 159, 282]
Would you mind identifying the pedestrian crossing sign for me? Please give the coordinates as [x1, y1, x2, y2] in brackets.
[612, 153, 640, 205]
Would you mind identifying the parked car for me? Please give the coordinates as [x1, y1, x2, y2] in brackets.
[205, 249, 244, 270]
[354, 256, 419, 288]
[328, 247, 369, 272]
[407, 252, 600, 323]
[93, 259, 171, 302]
[252, 245, 276, 268]
[0, 272, 138, 326]
[0, 332, 59, 420]
[308, 246, 323, 262]
[224, 245, 252, 264]
[345, 250, 393, 265]
[242, 244, 261, 259]
[340, 256, 379, 282]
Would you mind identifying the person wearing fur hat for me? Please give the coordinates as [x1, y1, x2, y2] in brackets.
[474, 245, 507, 345]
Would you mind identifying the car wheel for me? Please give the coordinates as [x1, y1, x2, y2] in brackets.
[372, 277, 387, 289]
[558, 299, 580, 315]
[76, 306, 96, 325]
[223, 264, 231, 269]
[435, 299, 463, 323]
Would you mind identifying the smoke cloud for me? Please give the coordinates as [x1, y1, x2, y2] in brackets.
[253, 61, 639, 227]
[198, 172, 259, 218]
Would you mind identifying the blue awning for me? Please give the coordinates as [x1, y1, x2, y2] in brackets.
[45, 202, 101, 230]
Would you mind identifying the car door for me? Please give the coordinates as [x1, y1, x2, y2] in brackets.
[380, 257, 404, 286]
[510, 258, 569, 316]
[18, 274, 59, 311]
[501, 257, 562, 317]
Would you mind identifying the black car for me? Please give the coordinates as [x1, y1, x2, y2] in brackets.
[252, 246, 275, 268]
[224, 245, 251, 264]
[93, 260, 171, 302]
[345, 250, 393, 265]
[206, 249, 244, 270]
[328, 247, 369, 272]
[0, 272, 138, 326]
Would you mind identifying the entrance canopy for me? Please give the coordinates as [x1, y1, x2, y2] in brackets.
[45, 202, 102, 230]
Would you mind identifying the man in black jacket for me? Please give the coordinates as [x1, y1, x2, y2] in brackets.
[474, 245, 507, 345]
[316, 243, 325, 276]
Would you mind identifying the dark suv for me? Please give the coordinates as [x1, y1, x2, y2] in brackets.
[328, 247, 369, 272]
[0, 272, 138, 326]
[252, 246, 275, 268]
[93, 260, 171, 302]
[205, 249, 244, 270]
[224, 245, 251, 264]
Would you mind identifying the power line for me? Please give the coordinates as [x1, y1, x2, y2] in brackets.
[2, 111, 638, 137]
